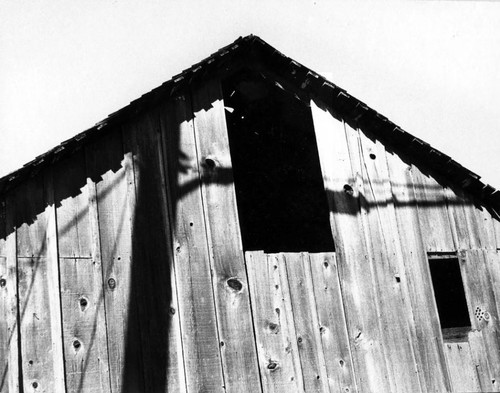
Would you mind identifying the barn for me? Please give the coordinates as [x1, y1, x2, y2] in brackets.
[1, 35, 500, 393]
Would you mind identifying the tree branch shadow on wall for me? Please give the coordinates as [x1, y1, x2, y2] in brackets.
[0, 89, 490, 393]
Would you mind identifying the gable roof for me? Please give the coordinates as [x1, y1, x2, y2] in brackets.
[1, 34, 499, 217]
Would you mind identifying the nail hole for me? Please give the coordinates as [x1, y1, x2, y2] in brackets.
[28, 360, 33, 365]
[73, 340, 81, 349]
[0, 278, 6, 287]
[369, 153, 376, 160]
[32, 382, 38, 389]
[316, 375, 320, 379]
[275, 284, 279, 289]
[320, 326, 326, 334]
[297, 337, 303, 343]
[189, 222, 194, 227]
[323, 261, 329, 268]
[79, 298, 88, 308]
[339, 359, 345, 366]
[220, 341, 225, 347]
[275, 308, 280, 315]
[169, 307, 176, 315]
[227, 278, 243, 291]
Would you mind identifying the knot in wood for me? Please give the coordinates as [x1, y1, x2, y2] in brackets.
[267, 360, 278, 371]
[268, 322, 279, 334]
[343, 184, 354, 195]
[227, 278, 243, 291]
[108, 278, 116, 290]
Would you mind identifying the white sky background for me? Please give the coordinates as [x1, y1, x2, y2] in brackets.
[1, 1, 500, 188]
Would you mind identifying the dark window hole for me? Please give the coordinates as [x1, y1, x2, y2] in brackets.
[428, 255, 471, 330]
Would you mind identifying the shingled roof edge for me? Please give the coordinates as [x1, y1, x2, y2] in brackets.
[0, 34, 498, 215]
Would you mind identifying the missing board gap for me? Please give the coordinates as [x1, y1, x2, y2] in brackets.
[222, 69, 335, 253]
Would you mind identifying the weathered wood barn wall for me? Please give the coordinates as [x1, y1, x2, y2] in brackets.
[2, 35, 500, 393]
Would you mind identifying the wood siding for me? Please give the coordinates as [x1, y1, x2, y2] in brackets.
[1, 78, 500, 392]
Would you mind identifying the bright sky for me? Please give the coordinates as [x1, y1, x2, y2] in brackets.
[1, 1, 500, 188]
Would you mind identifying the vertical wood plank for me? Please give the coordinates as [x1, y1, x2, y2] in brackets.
[385, 150, 451, 391]
[54, 151, 110, 393]
[0, 196, 9, 393]
[443, 341, 481, 392]
[444, 188, 476, 251]
[59, 257, 111, 393]
[310, 100, 390, 392]
[276, 254, 304, 392]
[45, 169, 66, 393]
[284, 253, 329, 392]
[309, 253, 356, 393]
[355, 130, 422, 392]
[460, 250, 500, 384]
[53, 151, 92, 258]
[4, 199, 18, 393]
[411, 168, 455, 252]
[468, 330, 498, 392]
[245, 251, 301, 393]
[191, 78, 261, 392]
[86, 129, 145, 393]
[123, 107, 185, 393]
[158, 98, 188, 393]
[162, 94, 224, 392]
[13, 173, 64, 392]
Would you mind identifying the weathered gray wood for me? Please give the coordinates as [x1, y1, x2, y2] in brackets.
[411, 168, 455, 252]
[310, 100, 390, 392]
[4, 194, 18, 393]
[191, 78, 261, 391]
[56, 157, 111, 392]
[158, 98, 188, 392]
[385, 149, 451, 391]
[85, 129, 145, 392]
[162, 93, 224, 392]
[44, 169, 67, 393]
[123, 107, 184, 393]
[18, 256, 56, 391]
[460, 250, 500, 382]
[493, 219, 500, 250]
[468, 330, 498, 392]
[444, 188, 476, 251]
[59, 257, 111, 393]
[443, 341, 481, 392]
[275, 254, 304, 392]
[284, 253, 329, 392]
[0, 197, 8, 393]
[355, 131, 422, 392]
[245, 251, 301, 393]
[12, 173, 65, 392]
[309, 253, 356, 393]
